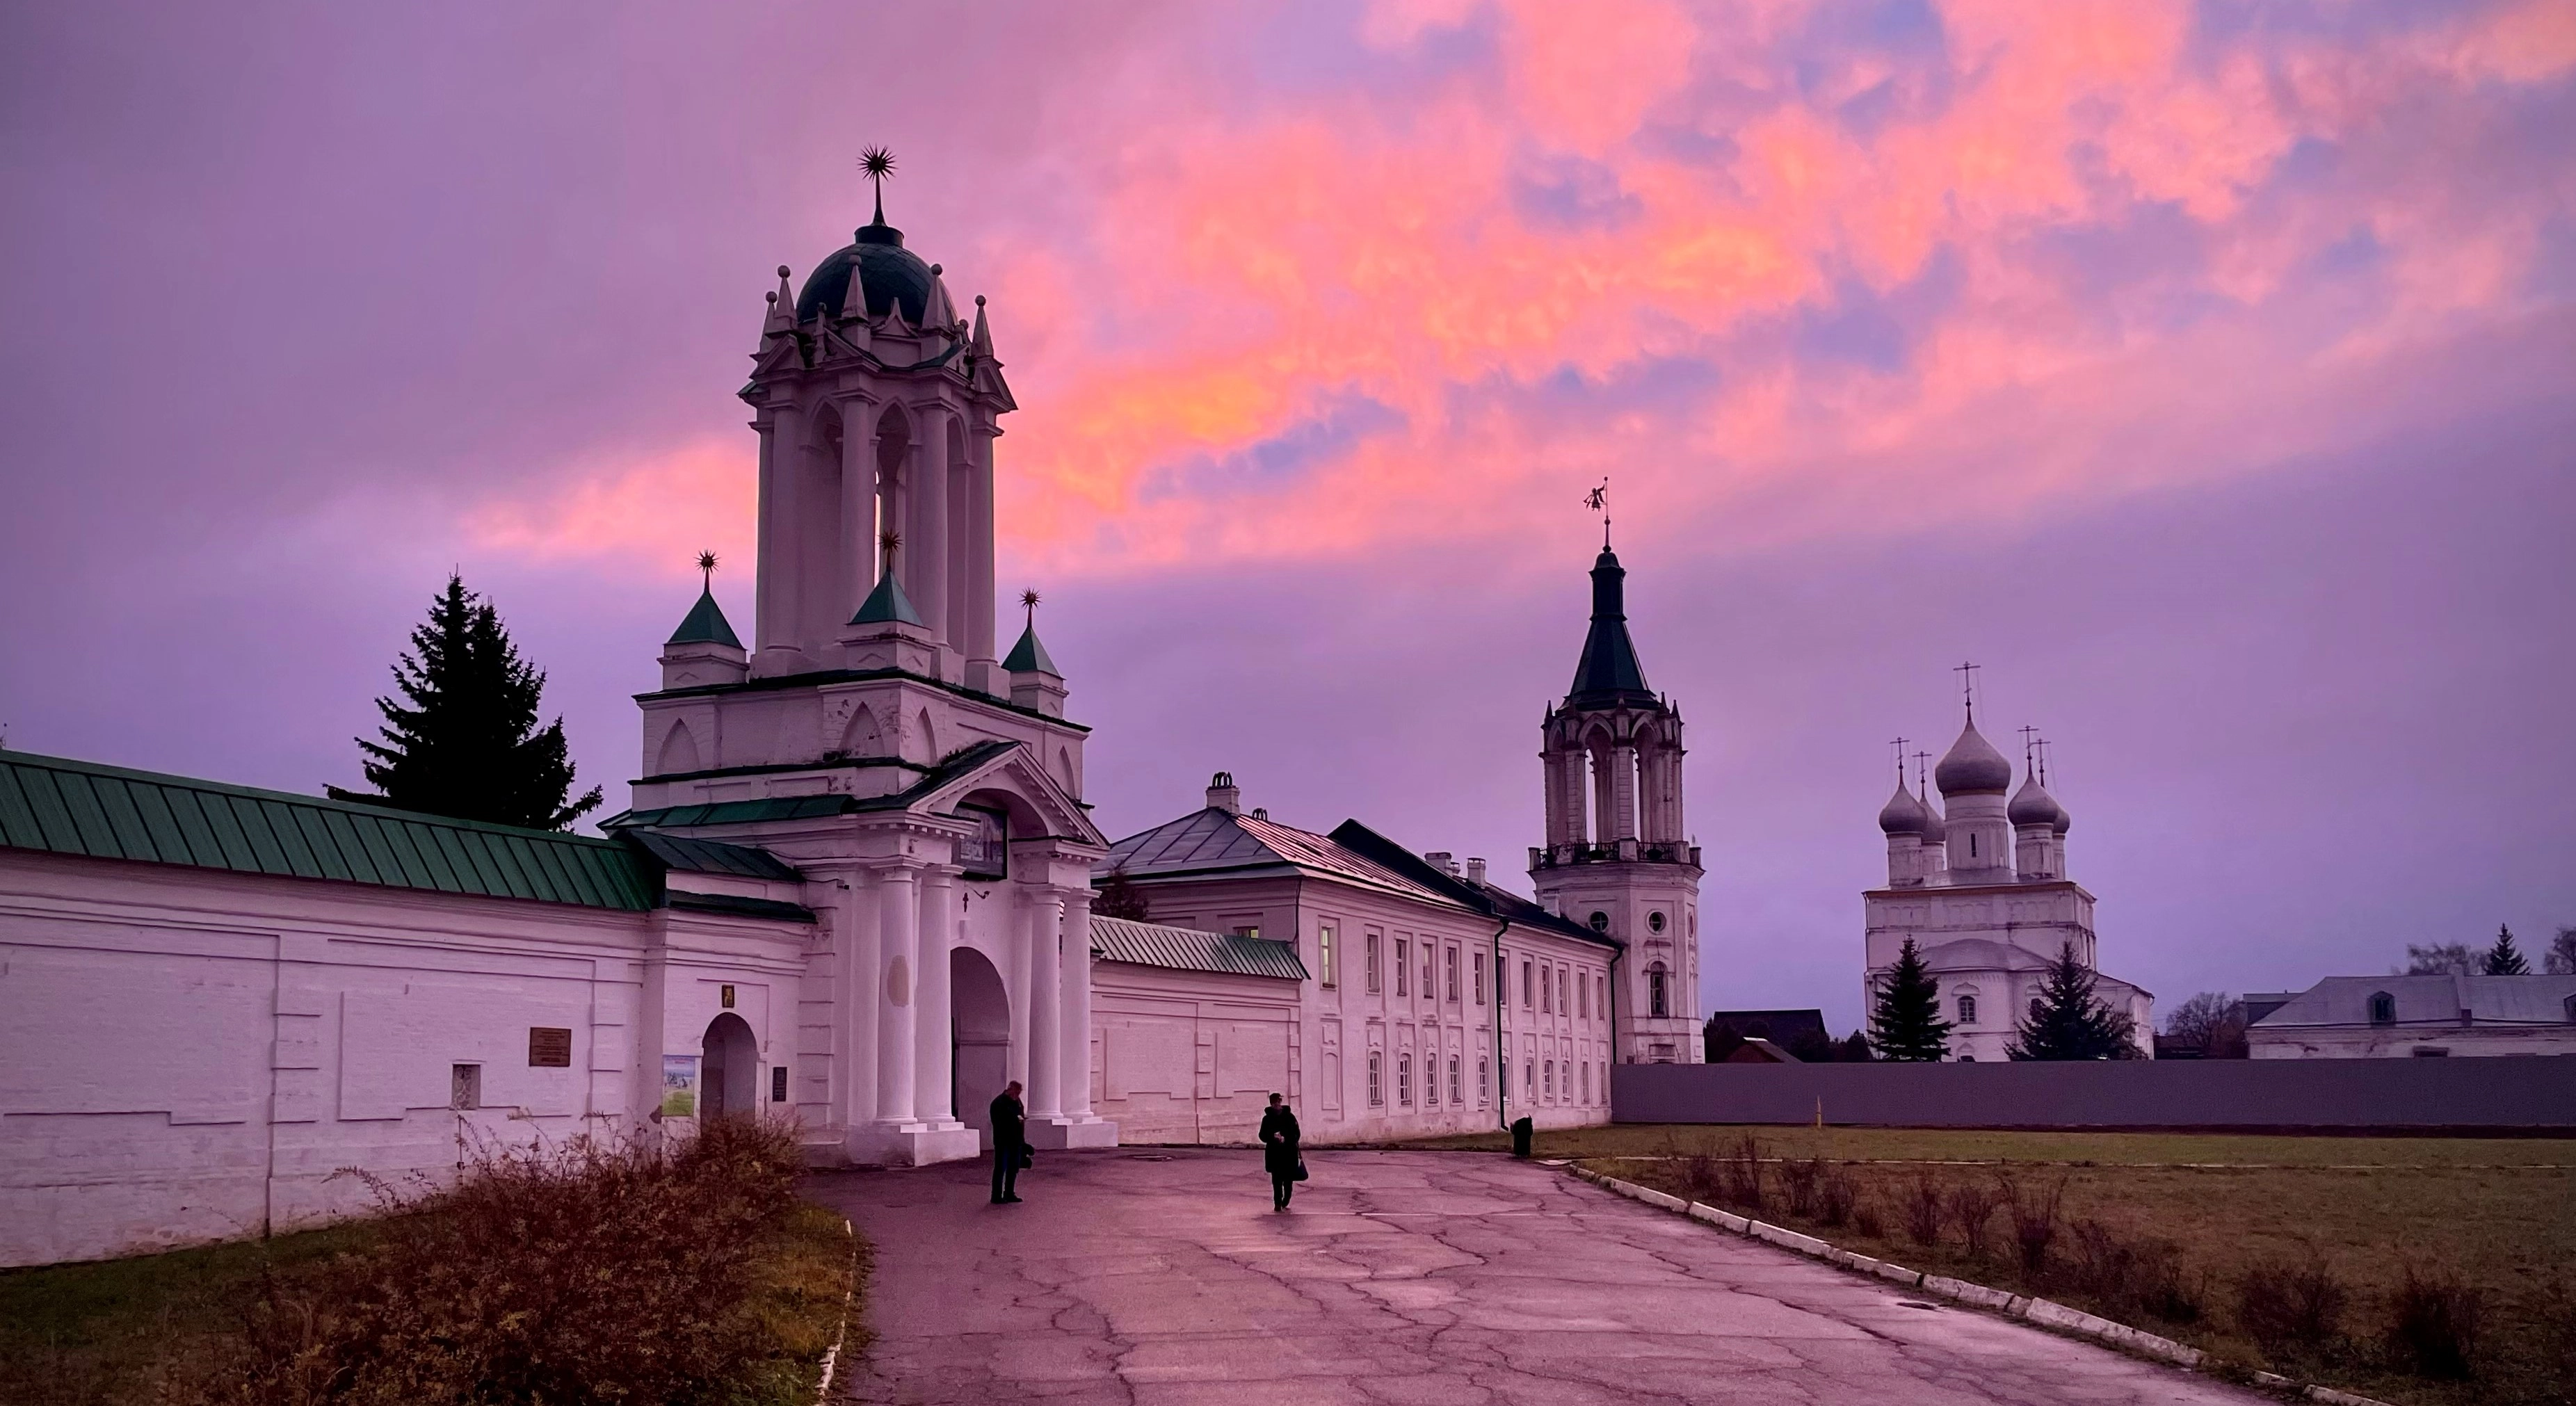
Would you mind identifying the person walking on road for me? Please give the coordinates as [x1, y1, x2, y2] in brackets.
[990, 1080, 1027, 1204]
[1259, 1092, 1303, 1211]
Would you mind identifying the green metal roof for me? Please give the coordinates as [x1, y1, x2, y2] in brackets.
[1001, 621, 1058, 675]
[0, 749, 658, 912]
[603, 740, 1022, 831]
[667, 586, 742, 648]
[1090, 916, 1309, 982]
[851, 571, 925, 627]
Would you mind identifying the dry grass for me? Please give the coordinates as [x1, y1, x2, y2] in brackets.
[0, 1120, 859, 1406]
[1495, 1124, 2576, 1406]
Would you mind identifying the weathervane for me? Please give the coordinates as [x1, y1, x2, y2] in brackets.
[695, 549, 718, 592]
[859, 146, 896, 225]
[1585, 478, 1611, 549]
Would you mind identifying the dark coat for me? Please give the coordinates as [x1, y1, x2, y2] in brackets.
[1259, 1106, 1301, 1177]
[990, 1092, 1027, 1151]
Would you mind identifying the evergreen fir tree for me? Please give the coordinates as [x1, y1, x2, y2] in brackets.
[2482, 924, 2530, 976]
[1869, 937, 1951, 1061]
[1093, 865, 1150, 921]
[328, 574, 602, 830]
[2008, 941, 2139, 1060]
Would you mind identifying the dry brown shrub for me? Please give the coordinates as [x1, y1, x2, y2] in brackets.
[1947, 1179, 2008, 1261]
[2385, 1264, 2484, 1380]
[1721, 1134, 1769, 1215]
[1851, 1195, 1885, 1240]
[2002, 1174, 2066, 1279]
[2071, 1220, 2201, 1325]
[1902, 1173, 1946, 1247]
[1779, 1158, 1822, 1219]
[2235, 1250, 2349, 1354]
[1814, 1163, 1857, 1229]
[162, 1115, 807, 1406]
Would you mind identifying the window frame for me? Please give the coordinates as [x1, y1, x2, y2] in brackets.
[1395, 937, 1410, 997]
[1366, 932, 1383, 994]
[1317, 923, 1337, 988]
[1367, 1051, 1384, 1106]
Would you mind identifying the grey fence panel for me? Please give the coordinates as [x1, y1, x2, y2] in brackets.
[1611, 1056, 2576, 1131]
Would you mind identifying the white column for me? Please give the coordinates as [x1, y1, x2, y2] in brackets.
[915, 417, 949, 648]
[837, 874, 880, 1130]
[874, 866, 917, 1124]
[914, 868, 958, 1124]
[1026, 886, 1063, 1118]
[1611, 745, 1639, 840]
[968, 421, 999, 665]
[757, 403, 805, 657]
[1006, 890, 1033, 1093]
[841, 405, 875, 622]
[1058, 891, 1095, 1117]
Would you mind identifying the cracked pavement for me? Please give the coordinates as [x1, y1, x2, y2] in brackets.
[807, 1147, 2267, 1405]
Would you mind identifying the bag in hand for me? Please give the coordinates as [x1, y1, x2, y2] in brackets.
[1018, 1145, 1035, 1170]
[1293, 1158, 1310, 1182]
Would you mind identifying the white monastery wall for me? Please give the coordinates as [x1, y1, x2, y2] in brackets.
[1091, 964, 1300, 1145]
[0, 851, 805, 1267]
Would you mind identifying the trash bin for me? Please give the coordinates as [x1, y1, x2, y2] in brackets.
[1510, 1116, 1533, 1158]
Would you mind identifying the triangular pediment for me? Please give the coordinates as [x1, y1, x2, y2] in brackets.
[912, 740, 1104, 849]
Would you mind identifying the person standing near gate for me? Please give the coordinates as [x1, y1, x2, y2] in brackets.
[1259, 1092, 1303, 1211]
[989, 1080, 1027, 1204]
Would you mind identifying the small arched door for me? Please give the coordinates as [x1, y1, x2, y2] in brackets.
[701, 1012, 758, 1121]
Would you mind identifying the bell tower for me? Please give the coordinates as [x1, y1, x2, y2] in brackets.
[1528, 530, 1705, 1064]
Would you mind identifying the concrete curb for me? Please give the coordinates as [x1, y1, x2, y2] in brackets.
[814, 1217, 858, 1403]
[1571, 1167, 2401, 1406]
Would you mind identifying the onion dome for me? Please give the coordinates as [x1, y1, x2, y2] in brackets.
[795, 218, 937, 326]
[1934, 720, 2014, 795]
[1917, 793, 1946, 843]
[2008, 771, 2065, 828]
[2052, 797, 2072, 836]
[1878, 782, 1927, 835]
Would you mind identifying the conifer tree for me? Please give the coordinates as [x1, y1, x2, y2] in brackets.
[2482, 923, 2530, 976]
[1870, 937, 1951, 1061]
[1092, 865, 1150, 921]
[2009, 941, 2139, 1060]
[329, 574, 601, 830]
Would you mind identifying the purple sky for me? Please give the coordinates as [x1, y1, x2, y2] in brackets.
[3, 1, 2572, 1031]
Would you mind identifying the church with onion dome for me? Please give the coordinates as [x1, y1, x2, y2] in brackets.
[1865, 695, 2155, 1060]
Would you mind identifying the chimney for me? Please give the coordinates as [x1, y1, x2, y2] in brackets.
[1424, 850, 1452, 875]
[1251, 807, 1268, 821]
[1207, 771, 1241, 814]
[1465, 857, 1487, 884]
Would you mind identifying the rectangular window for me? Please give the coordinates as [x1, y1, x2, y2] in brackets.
[1559, 968, 1568, 1015]
[1445, 946, 1459, 1003]
[1474, 952, 1488, 1004]
[1449, 1056, 1462, 1105]
[1422, 947, 1434, 1000]
[1578, 973, 1589, 1020]
[1524, 1060, 1534, 1101]
[1318, 923, 1338, 988]
[1232, 923, 1261, 939]
[1522, 960, 1534, 1009]
[451, 1063, 481, 1111]
[1423, 1051, 1436, 1106]
[1367, 933, 1383, 994]
[1368, 1051, 1383, 1106]
[771, 1065, 789, 1103]
[1581, 1062, 1590, 1103]
[1479, 1056, 1490, 1103]
[1395, 939, 1410, 996]
[1544, 1060, 1554, 1100]
[1398, 1053, 1412, 1105]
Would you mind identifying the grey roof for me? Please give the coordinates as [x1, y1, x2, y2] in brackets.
[606, 739, 1020, 830]
[0, 748, 657, 911]
[1915, 937, 2052, 973]
[667, 586, 742, 648]
[625, 830, 801, 881]
[796, 219, 935, 325]
[1090, 916, 1308, 982]
[1935, 720, 2014, 795]
[1100, 805, 1615, 949]
[2253, 974, 2576, 1029]
[1565, 547, 1656, 710]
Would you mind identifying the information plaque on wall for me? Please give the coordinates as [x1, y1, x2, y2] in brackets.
[527, 1026, 573, 1067]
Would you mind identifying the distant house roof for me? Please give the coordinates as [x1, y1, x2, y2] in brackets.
[1090, 916, 1308, 982]
[1723, 1037, 1801, 1064]
[1100, 806, 1613, 949]
[2253, 974, 2576, 1030]
[1706, 1009, 1830, 1049]
[0, 748, 658, 912]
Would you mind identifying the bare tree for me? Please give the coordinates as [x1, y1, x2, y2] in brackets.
[2548, 927, 2576, 976]
[2405, 942, 2477, 976]
[2162, 992, 2248, 1058]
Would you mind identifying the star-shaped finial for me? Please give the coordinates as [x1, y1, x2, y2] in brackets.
[859, 146, 896, 224]
[1020, 588, 1041, 629]
[878, 528, 903, 572]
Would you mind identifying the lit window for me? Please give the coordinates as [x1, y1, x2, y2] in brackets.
[1318, 923, 1337, 988]
[1367, 934, 1382, 994]
[1396, 939, 1410, 996]
[1368, 1052, 1383, 1106]
[1231, 924, 1260, 939]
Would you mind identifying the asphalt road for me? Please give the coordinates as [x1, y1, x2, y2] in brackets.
[806, 1145, 2266, 1405]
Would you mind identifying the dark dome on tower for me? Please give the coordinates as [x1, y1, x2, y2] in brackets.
[795, 220, 936, 325]
[1934, 720, 2014, 795]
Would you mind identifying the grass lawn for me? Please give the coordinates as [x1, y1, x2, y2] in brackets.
[1417, 1124, 2576, 1406]
[0, 1197, 860, 1406]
